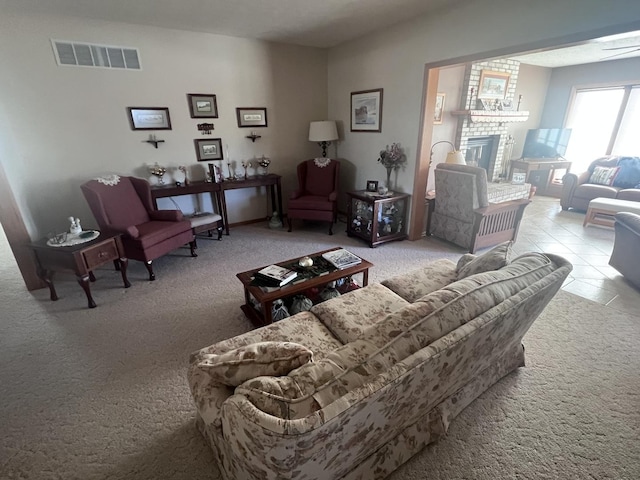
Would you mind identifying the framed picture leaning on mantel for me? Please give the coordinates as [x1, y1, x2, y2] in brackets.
[127, 107, 172, 130]
[351, 88, 383, 132]
[187, 94, 218, 118]
[477, 70, 510, 99]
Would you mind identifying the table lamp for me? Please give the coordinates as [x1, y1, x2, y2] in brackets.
[309, 121, 338, 157]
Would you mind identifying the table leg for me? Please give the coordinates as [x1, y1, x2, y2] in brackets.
[118, 257, 132, 288]
[362, 269, 369, 287]
[89, 271, 96, 282]
[77, 274, 97, 308]
[263, 300, 274, 325]
[37, 266, 58, 301]
[220, 189, 230, 235]
[276, 178, 283, 225]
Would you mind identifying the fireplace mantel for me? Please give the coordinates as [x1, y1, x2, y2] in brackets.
[451, 110, 530, 123]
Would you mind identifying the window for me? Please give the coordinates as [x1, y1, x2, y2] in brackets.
[565, 85, 640, 172]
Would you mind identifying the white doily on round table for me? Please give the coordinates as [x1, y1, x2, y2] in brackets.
[47, 230, 100, 247]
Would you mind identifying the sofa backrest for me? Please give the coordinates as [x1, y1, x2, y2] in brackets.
[234, 253, 572, 425]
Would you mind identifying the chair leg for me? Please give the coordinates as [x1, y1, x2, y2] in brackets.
[287, 218, 293, 232]
[189, 240, 198, 257]
[217, 226, 223, 240]
[328, 222, 333, 235]
[145, 261, 155, 281]
[207, 230, 213, 237]
[113, 260, 121, 271]
[193, 237, 198, 249]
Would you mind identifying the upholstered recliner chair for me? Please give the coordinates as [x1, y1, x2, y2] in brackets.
[431, 163, 530, 253]
[288, 158, 340, 235]
[81, 175, 196, 281]
[609, 212, 640, 289]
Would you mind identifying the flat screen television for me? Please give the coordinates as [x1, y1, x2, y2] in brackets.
[522, 128, 572, 159]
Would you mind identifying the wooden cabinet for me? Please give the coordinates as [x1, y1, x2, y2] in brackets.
[508, 158, 572, 197]
[346, 190, 410, 247]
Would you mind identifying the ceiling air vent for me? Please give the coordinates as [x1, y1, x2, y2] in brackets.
[51, 40, 141, 70]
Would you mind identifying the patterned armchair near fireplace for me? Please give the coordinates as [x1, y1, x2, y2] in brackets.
[431, 163, 531, 253]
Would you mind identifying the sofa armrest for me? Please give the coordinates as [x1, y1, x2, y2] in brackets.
[150, 210, 184, 222]
[560, 173, 579, 210]
[328, 190, 338, 202]
[290, 189, 303, 200]
[615, 212, 640, 236]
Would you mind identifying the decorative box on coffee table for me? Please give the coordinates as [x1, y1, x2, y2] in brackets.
[346, 190, 410, 247]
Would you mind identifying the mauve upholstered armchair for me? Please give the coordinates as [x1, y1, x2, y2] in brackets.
[287, 158, 340, 235]
[81, 175, 196, 281]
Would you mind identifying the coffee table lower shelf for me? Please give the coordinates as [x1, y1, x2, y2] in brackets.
[237, 248, 373, 327]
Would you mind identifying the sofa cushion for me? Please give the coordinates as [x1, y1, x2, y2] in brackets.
[456, 241, 513, 280]
[589, 166, 620, 186]
[310, 283, 409, 343]
[381, 258, 458, 302]
[196, 342, 313, 386]
[611, 156, 640, 189]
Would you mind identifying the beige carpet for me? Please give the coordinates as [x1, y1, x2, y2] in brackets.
[1, 222, 639, 479]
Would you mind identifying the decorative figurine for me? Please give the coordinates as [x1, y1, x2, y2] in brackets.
[178, 165, 189, 185]
[148, 162, 167, 185]
[68, 217, 82, 235]
[298, 256, 313, 268]
[269, 211, 283, 229]
[258, 155, 271, 175]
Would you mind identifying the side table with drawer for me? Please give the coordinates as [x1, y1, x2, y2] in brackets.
[30, 233, 131, 308]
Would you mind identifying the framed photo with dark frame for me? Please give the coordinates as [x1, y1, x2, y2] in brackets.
[366, 180, 379, 192]
[351, 88, 383, 132]
[187, 94, 218, 118]
[194, 138, 223, 162]
[477, 70, 510, 99]
[236, 107, 268, 128]
[127, 107, 172, 130]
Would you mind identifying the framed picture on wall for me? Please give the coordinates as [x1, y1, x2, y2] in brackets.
[187, 94, 218, 118]
[477, 70, 510, 99]
[127, 107, 172, 130]
[434, 93, 446, 124]
[194, 138, 223, 161]
[351, 88, 383, 132]
[236, 108, 268, 128]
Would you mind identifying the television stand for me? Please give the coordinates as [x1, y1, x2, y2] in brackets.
[508, 158, 572, 197]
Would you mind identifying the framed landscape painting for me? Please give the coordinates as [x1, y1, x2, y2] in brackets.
[127, 107, 172, 130]
[187, 94, 218, 118]
[351, 88, 383, 132]
[194, 138, 223, 161]
[478, 70, 510, 99]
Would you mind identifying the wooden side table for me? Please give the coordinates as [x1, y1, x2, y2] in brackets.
[346, 190, 410, 247]
[30, 233, 130, 308]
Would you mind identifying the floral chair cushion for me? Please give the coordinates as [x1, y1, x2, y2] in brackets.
[456, 241, 513, 280]
[196, 341, 313, 386]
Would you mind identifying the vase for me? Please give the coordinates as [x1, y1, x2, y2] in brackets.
[385, 167, 393, 191]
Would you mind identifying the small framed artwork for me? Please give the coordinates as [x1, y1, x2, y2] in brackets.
[127, 107, 172, 130]
[512, 172, 526, 185]
[478, 70, 510, 99]
[366, 180, 379, 192]
[194, 138, 223, 162]
[499, 99, 514, 111]
[351, 88, 383, 132]
[236, 107, 268, 128]
[434, 93, 446, 124]
[187, 94, 218, 118]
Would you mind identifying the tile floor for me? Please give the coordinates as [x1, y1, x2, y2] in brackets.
[512, 195, 639, 315]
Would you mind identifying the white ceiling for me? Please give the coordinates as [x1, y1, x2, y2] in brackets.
[2, 0, 463, 49]
[4, 0, 640, 66]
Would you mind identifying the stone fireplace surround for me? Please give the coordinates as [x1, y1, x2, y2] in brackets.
[454, 59, 523, 181]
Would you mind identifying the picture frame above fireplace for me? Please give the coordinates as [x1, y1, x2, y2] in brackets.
[477, 70, 510, 100]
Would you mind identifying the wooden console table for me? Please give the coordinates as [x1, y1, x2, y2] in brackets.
[508, 158, 572, 197]
[30, 233, 130, 309]
[151, 175, 282, 235]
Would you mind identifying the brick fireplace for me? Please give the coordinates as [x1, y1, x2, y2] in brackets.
[454, 59, 525, 181]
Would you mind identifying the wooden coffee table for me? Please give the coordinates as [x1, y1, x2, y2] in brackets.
[237, 247, 373, 326]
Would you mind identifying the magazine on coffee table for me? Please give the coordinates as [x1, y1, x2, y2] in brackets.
[321, 248, 362, 270]
[255, 264, 297, 286]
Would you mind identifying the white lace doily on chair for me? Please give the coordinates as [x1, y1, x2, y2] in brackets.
[314, 158, 332, 168]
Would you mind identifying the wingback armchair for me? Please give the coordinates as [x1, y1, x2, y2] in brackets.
[431, 164, 530, 253]
[81, 175, 196, 281]
[287, 158, 340, 235]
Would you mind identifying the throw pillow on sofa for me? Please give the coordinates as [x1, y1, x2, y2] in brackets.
[589, 166, 620, 186]
[612, 156, 640, 189]
[456, 241, 513, 280]
[196, 341, 313, 386]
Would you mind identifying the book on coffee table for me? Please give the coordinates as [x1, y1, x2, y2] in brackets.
[255, 264, 297, 286]
[322, 248, 362, 270]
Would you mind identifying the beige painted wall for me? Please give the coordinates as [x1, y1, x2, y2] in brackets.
[0, 12, 327, 237]
[327, 0, 640, 228]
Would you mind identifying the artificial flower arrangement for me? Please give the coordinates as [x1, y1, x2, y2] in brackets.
[377, 143, 406, 188]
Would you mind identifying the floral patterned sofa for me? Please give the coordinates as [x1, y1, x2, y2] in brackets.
[188, 245, 572, 480]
